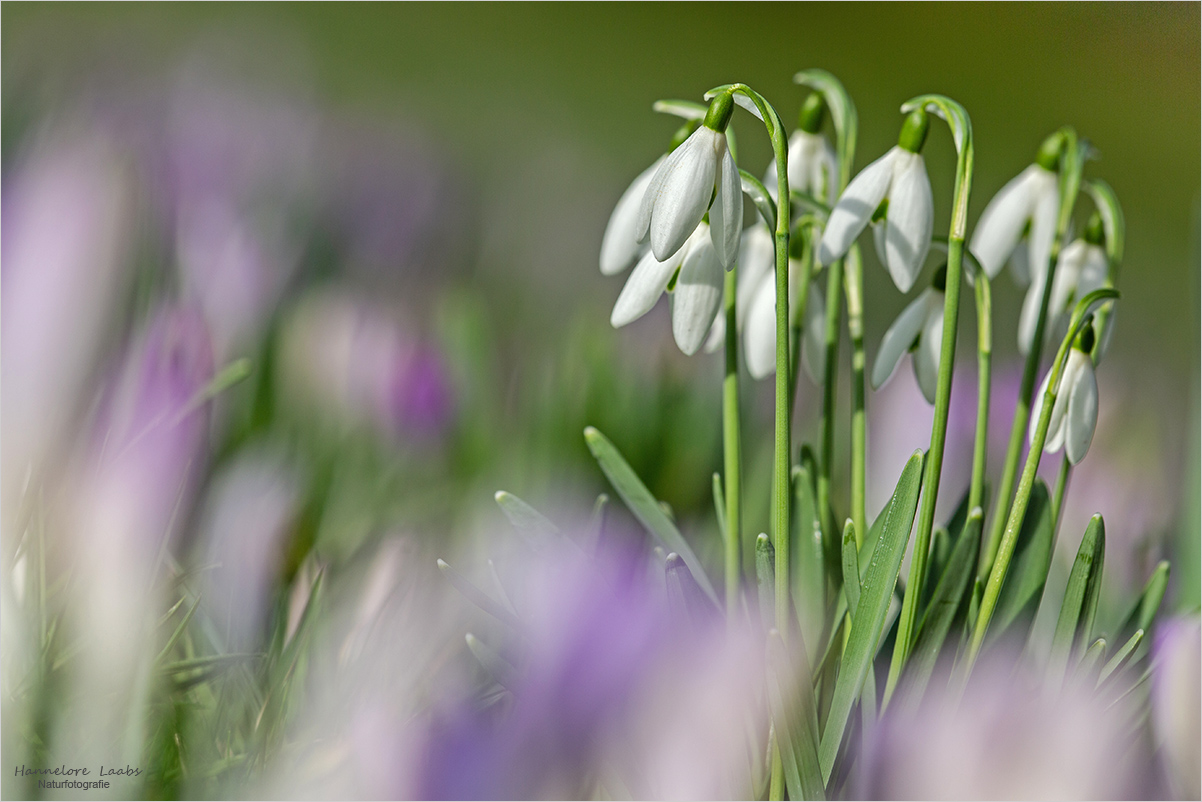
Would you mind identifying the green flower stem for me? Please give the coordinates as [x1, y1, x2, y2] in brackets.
[844, 245, 868, 547]
[723, 265, 743, 621]
[964, 289, 1119, 673]
[705, 82, 793, 643]
[979, 129, 1086, 584]
[788, 228, 815, 417]
[969, 269, 992, 514]
[817, 258, 844, 542]
[883, 95, 974, 708]
[1050, 455, 1072, 538]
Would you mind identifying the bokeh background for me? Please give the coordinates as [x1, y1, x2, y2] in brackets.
[2, 4, 1199, 797]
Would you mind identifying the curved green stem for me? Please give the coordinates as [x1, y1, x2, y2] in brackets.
[723, 265, 743, 621]
[964, 289, 1119, 674]
[817, 259, 844, 542]
[979, 129, 1087, 584]
[844, 244, 867, 547]
[969, 267, 992, 515]
[707, 82, 793, 643]
[883, 95, 974, 708]
[788, 228, 815, 417]
[1050, 455, 1071, 542]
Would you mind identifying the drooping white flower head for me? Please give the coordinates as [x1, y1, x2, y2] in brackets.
[610, 223, 724, 356]
[968, 137, 1062, 285]
[1030, 329, 1099, 465]
[637, 93, 742, 269]
[871, 267, 946, 404]
[600, 156, 664, 276]
[819, 110, 933, 293]
[702, 222, 775, 353]
[1018, 217, 1110, 355]
[763, 130, 838, 207]
[743, 260, 825, 382]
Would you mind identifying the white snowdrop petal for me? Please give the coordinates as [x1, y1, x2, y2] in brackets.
[1017, 279, 1045, 357]
[872, 222, 889, 269]
[801, 279, 826, 386]
[703, 313, 726, 354]
[1043, 359, 1074, 455]
[709, 140, 743, 269]
[736, 224, 774, 324]
[1048, 240, 1089, 320]
[1009, 237, 1032, 287]
[671, 236, 724, 355]
[648, 128, 719, 261]
[1078, 243, 1110, 297]
[1027, 175, 1061, 288]
[883, 152, 933, 293]
[968, 166, 1040, 279]
[872, 289, 934, 391]
[1029, 367, 1054, 449]
[1065, 352, 1099, 464]
[610, 245, 685, 328]
[601, 156, 664, 275]
[913, 298, 943, 404]
[744, 274, 778, 379]
[815, 139, 839, 206]
[818, 147, 897, 266]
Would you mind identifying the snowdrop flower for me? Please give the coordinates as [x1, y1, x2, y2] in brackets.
[744, 259, 826, 382]
[1029, 324, 1099, 464]
[600, 156, 664, 276]
[819, 109, 933, 293]
[872, 266, 946, 404]
[637, 92, 742, 268]
[610, 224, 724, 356]
[968, 138, 1061, 285]
[763, 93, 838, 206]
[1018, 215, 1109, 355]
[701, 221, 773, 352]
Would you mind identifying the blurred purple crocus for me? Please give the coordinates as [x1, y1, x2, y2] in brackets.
[53, 304, 213, 768]
[419, 541, 763, 800]
[1151, 616, 1201, 799]
[1, 128, 133, 544]
[860, 653, 1161, 799]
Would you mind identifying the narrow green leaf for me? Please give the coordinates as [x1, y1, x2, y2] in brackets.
[990, 480, 1054, 641]
[665, 553, 719, 623]
[767, 630, 825, 801]
[1116, 561, 1169, 644]
[901, 509, 983, 708]
[841, 519, 860, 619]
[792, 463, 826, 656]
[819, 450, 924, 782]
[1075, 638, 1107, 685]
[438, 559, 523, 631]
[487, 559, 518, 618]
[1076, 520, 1107, 655]
[756, 534, 776, 628]
[1050, 515, 1105, 681]
[585, 426, 718, 603]
[466, 633, 519, 691]
[495, 490, 560, 548]
[712, 473, 727, 542]
[589, 493, 610, 553]
[162, 652, 260, 674]
[155, 594, 202, 665]
[1098, 629, 1143, 687]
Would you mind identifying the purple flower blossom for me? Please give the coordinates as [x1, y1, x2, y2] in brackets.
[1151, 616, 1201, 799]
[418, 541, 763, 800]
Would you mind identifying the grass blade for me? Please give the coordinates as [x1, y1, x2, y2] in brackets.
[841, 519, 860, 619]
[900, 508, 983, 708]
[1050, 514, 1105, 682]
[584, 426, 718, 603]
[793, 463, 826, 655]
[819, 450, 924, 783]
[438, 559, 523, 631]
[1115, 561, 1169, 645]
[767, 630, 825, 801]
[1098, 629, 1143, 687]
[756, 534, 776, 628]
[495, 490, 560, 549]
[989, 480, 1053, 641]
[466, 633, 519, 691]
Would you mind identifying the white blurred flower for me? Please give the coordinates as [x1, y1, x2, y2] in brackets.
[969, 163, 1059, 286]
[764, 129, 838, 206]
[637, 124, 742, 268]
[1018, 235, 1109, 356]
[600, 156, 664, 276]
[702, 221, 775, 353]
[1030, 342, 1098, 465]
[819, 145, 933, 292]
[872, 276, 945, 404]
[744, 261, 826, 383]
[610, 224, 724, 356]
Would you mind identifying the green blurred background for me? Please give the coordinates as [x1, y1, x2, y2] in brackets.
[4, 2, 1199, 599]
